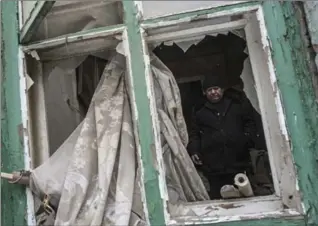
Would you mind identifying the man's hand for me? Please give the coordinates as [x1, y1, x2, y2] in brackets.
[191, 154, 203, 165]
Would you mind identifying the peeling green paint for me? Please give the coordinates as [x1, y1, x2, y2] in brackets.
[123, 1, 318, 225]
[122, 1, 165, 225]
[263, 1, 318, 225]
[1, 1, 27, 226]
[2, 1, 318, 226]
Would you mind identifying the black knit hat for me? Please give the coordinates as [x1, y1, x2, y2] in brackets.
[202, 65, 227, 90]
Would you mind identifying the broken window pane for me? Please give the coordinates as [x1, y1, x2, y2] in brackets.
[146, 24, 275, 213]
[142, 1, 246, 19]
[29, 1, 123, 42]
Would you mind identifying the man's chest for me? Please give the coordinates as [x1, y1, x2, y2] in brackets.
[196, 104, 243, 131]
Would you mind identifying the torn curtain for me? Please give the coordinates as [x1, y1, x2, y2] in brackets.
[29, 53, 209, 226]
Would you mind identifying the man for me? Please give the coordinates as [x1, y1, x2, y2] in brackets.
[187, 72, 259, 199]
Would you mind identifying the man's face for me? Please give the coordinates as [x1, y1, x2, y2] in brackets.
[206, 86, 224, 103]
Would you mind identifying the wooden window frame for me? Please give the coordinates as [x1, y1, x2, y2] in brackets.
[2, 1, 318, 226]
[136, 2, 303, 225]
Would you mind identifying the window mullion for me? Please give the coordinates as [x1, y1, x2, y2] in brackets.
[1, 1, 32, 226]
[122, 1, 167, 225]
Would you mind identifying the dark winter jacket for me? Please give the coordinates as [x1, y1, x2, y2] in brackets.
[187, 89, 262, 173]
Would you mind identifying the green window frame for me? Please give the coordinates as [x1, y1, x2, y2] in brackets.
[2, 1, 318, 226]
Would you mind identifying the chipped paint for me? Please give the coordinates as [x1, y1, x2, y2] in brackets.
[122, 1, 166, 224]
[122, 29, 150, 225]
[253, 6, 286, 197]
[168, 195, 299, 224]
[263, 1, 318, 225]
[245, 5, 303, 212]
[141, 3, 259, 29]
[219, 203, 242, 209]
[18, 47, 36, 226]
[145, 4, 303, 225]
[171, 209, 302, 226]
[256, 8, 289, 140]
[134, 1, 143, 21]
[255, 7, 305, 213]
[3, 1, 318, 226]
[1, 1, 27, 225]
[139, 27, 170, 224]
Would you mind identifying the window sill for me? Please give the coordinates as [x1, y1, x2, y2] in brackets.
[168, 195, 302, 225]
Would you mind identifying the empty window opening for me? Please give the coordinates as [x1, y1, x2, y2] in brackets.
[152, 30, 274, 201]
[44, 56, 107, 154]
[27, 53, 111, 161]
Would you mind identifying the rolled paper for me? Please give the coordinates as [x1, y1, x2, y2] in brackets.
[234, 173, 254, 197]
[1, 172, 13, 180]
[220, 185, 241, 199]
[1, 171, 30, 185]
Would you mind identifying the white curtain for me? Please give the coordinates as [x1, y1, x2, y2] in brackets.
[29, 53, 209, 226]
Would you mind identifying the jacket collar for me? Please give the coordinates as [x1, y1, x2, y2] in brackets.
[204, 97, 232, 117]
